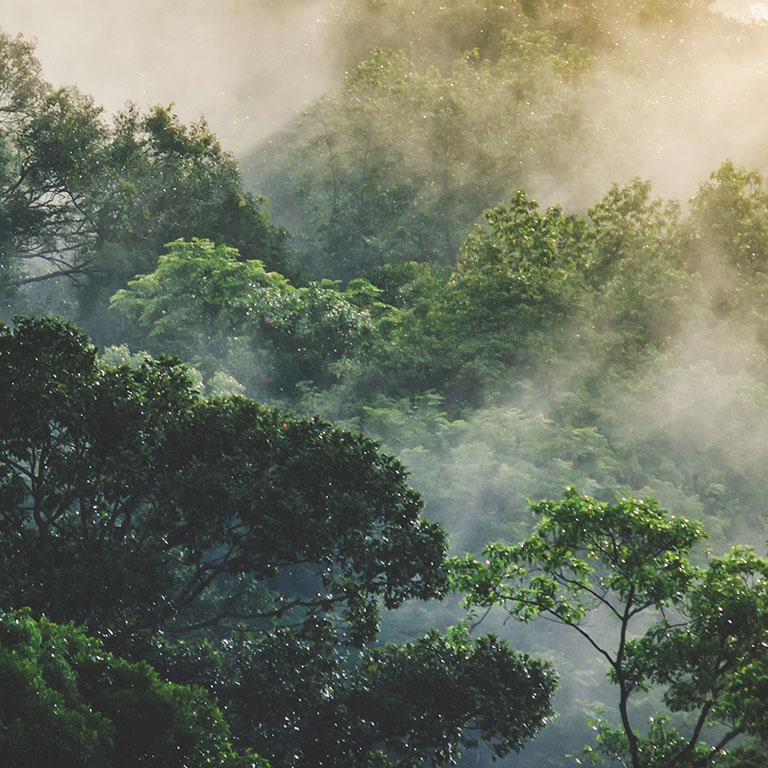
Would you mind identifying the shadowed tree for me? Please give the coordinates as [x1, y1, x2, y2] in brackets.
[0, 315, 556, 767]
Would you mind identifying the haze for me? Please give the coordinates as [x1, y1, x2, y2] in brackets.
[0, 0, 337, 153]
[3, 0, 768, 204]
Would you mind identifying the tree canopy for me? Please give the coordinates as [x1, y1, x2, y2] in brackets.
[0, 609, 260, 768]
[0, 315, 555, 767]
[6, 4, 768, 765]
[0, 28, 292, 338]
[110, 237, 379, 396]
[451, 489, 768, 767]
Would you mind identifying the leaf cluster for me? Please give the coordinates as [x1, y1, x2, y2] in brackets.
[452, 490, 768, 766]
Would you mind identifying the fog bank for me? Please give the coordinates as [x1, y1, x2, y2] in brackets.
[0, 0, 337, 152]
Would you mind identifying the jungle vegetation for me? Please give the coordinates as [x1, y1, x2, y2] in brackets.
[3, 2, 768, 765]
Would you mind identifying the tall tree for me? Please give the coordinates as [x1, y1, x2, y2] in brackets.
[0, 316, 555, 767]
[451, 489, 768, 767]
[0, 29, 291, 336]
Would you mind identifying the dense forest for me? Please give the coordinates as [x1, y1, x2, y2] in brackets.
[3, 1, 768, 766]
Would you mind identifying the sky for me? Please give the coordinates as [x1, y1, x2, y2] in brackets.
[0, 0, 338, 153]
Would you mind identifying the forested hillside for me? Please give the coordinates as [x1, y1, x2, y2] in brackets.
[3, 1, 768, 766]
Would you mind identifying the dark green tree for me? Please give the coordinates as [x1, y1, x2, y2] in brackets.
[0, 315, 444, 642]
[0, 316, 555, 767]
[0, 609, 261, 768]
[77, 104, 292, 330]
[582, 177, 698, 373]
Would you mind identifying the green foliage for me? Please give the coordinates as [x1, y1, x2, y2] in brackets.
[111, 237, 378, 396]
[0, 316, 446, 642]
[0, 30, 291, 335]
[342, 625, 555, 764]
[0, 31, 45, 121]
[449, 190, 591, 381]
[690, 160, 768, 277]
[110, 237, 291, 366]
[0, 609, 259, 768]
[576, 178, 701, 372]
[451, 490, 768, 767]
[251, 35, 592, 280]
[165, 622, 554, 768]
[252, 0, 735, 285]
[0, 316, 555, 767]
[383, 404, 622, 555]
[0, 81, 105, 296]
[294, 190, 593, 409]
[686, 161, 768, 350]
[8, 11, 768, 765]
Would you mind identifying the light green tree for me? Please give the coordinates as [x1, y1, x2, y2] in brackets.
[111, 237, 379, 396]
[451, 489, 768, 767]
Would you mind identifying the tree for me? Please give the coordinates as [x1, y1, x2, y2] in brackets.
[1, 82, 106, 293]
[582, 178, 699, 372]
[110, 237, 379, 396]
[176, 622, 555, 767]
[0, 609, 261, 768]
[0, 31, 45, 123]
[449, 189, 591, 374]
[0, 30, 291, 333]
[690, 160, 768, 278]
[451, 489, 768, 767]
[76, 104, 292, 329]
[0, 316, 555, 767]
[249, 36, 592, 281]
[685, 160, 768, 350]
[0, 315, 444, 642]
[338, 190, 592, 407]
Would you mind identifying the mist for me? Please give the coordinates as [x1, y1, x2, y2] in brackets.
[518, 0, 768, 208]
[5, 2, 768, 766]
[548, 4, 768, 207]
[0, 0, 338, 153]
[6, 0, 768, 204]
